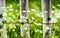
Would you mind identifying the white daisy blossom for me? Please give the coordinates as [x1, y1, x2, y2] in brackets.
[27, 10, 30, 12]
[9, 23, 13, 28]
[35, 13, 40, 17]
[40, 12, 44, 18]
[34, 22, 42, 26]
[51, 18, 57, 23]
[34, 28, 39, 32]
[31, 9, 36, 12]
[52, 6, 55, 8]
[3, 13, 7, 16]
[10, 4, 12, 8]
[39, 30, 42, 33]
[57, 4, 60, 7]
[16, 10, 18, 12]
[37, 23, 42, 25]
[55, 13, 60, 18]
[13, 29, 15, 32]
[9, 8, 14, 11]
[51, 11, 54, 13]
[31, 17, 34, 20]
[3, 17, 6, 20]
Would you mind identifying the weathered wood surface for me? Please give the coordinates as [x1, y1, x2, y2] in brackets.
[41, 0, 51, 38]
[20, 0, 30, 38]
[0, 0, 7, 38]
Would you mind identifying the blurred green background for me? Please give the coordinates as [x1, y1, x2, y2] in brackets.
[0, 0, 60, 38]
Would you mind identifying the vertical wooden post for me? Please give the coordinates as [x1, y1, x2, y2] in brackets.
[41, 0, 51, 38]
[0, 0, 3, 37]
[20, 0, 30, 38]
[0, 0, 7, 38]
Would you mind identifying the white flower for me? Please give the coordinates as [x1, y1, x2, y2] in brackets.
[3, 13, 7, 16]
[9, 9, 14, 11]
[35, 13, 40, 17]
[3, 17, 6, 20]
[52, 6, 56, 9]
[51, 11, 54, 13]
[55, 13, 60, 18]
[34, 22, 42, 26]
[13, 29, 15, 32]
[51, 18, 57, 23]
[9, 23, 13, 28]
[15, 10, 18, 12]
[37, 23, 42, 25]
[28, 10, 30, 13]
[39, 30, 42, 33]
[10, 4, 12, 8]
[40, 12, 44, 18]
[34, 28, 39, 33]
[57, 4, 60, 7]
[31, 9, 36, 12]
[31, 17, 34, 20]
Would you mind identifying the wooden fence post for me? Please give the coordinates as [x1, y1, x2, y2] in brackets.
[20, 0, 30, 38]
[0, 0, 7, 38]
[41, 0, 51, 38]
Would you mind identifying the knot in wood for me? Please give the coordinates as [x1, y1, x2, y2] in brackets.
[47, 17, 51, 21]
[0, 14, 2, 18]
[20, 22, 24, 25]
